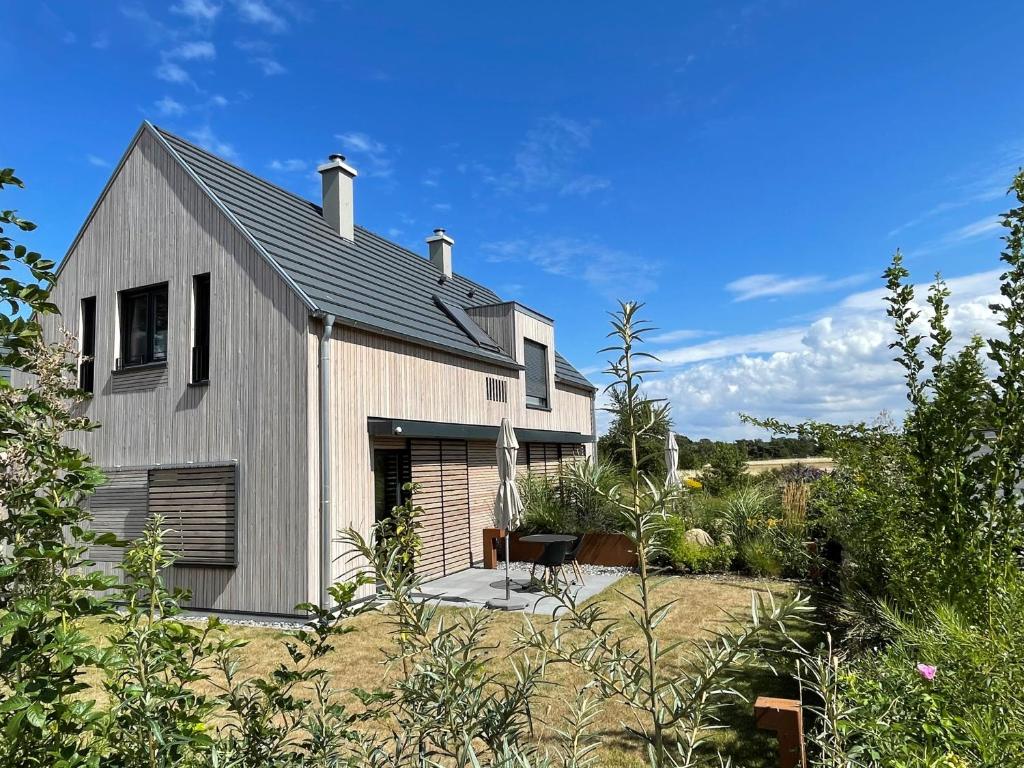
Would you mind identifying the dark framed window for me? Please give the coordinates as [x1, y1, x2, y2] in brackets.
[118, 283, 168, 368]
[79, 296, 96, 393]
[524, 339, 549, 408]
[191, 273, 210, 383]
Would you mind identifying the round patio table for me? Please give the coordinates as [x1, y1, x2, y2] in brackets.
[519, 534, 578, 545]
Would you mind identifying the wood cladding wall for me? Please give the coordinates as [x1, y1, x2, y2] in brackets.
[325, 324, 593, 588]
[38, 130, 312, 615]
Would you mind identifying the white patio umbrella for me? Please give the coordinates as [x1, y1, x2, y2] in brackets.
[665, 430, 681, 489]
[486, 417, 528, 611]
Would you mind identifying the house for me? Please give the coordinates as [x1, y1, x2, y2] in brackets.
[21, 122, 596, 617]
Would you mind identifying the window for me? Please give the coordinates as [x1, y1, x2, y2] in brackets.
[524, 339, 549, 408]
[191, 273, 210, 383]
[118, 283, 168, 368]
[79, 296, 96, 393]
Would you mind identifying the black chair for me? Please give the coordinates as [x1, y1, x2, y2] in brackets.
[563, 535, 585, 585]
[531, 541, 571, 589]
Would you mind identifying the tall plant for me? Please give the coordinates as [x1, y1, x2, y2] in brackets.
[0, 167, 116, 766]
[520, 302, 811, 768]
[344, 494, 544, 766]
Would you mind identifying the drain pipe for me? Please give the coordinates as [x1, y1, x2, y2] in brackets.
[319, 313, 337, 609]
[590, 395, 599, 459]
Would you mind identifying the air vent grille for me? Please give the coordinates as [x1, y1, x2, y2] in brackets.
[486, 377, 508, 403]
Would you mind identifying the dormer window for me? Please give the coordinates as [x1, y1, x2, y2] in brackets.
[524, 339, 549, 409]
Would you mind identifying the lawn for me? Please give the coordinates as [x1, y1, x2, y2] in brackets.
[154, 574, 807, 767]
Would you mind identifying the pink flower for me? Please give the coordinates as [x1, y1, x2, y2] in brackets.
[916, 663, 936, 681]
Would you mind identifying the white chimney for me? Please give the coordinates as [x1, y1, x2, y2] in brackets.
[317, 153, 358, 240]
[426, 228, 454, 279]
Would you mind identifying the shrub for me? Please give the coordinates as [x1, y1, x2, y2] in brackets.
[518, 472, 574, 534]
[738, 536, 783, 578]
[671, 539, 735, 574]
[803, 585, 1024, 766]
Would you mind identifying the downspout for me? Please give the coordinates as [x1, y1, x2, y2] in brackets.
[318, 314, 337, 609]
[591, 394, 598, 459]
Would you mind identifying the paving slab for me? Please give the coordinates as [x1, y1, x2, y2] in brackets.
[418, 564, 628, 616]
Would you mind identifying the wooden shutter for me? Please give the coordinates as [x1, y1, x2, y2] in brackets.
[441, 440, 471, 574]
[148, 464, 237, 566]
[85, 468, 149, 562]
[411, 440, 445, 578]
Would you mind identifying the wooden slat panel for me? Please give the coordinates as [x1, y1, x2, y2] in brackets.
[441, 440, 470, 574]
[149, 464, 236, 566]
[85, 468, 149, 562]
[410, 440, 445, 578]
[110, 365, 169, 393]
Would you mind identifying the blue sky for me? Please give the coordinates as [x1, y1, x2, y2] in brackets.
[7, 1, 1024, 438]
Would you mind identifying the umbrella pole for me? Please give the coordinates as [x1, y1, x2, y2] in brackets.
[504, 533, 511, 600]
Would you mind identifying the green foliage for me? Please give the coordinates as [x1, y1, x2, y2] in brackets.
[697, 442, 749, 495]
[803, 586, 1024, 767]
[518, 301, 812, 768]
[344, 522, 544, 765]
[374, 481, 423, 576]
[737, 537, 783, 578]
[785, 172, 1024, 767]
[0, 167, 116, 767]
[519, 461, 626, 535]
[749, 172, 1024, 616]
[670, 539, 735, 575]
[101, 516, 230, 767]
[597, 384, 672, 476]
[518, 472, 574, 534]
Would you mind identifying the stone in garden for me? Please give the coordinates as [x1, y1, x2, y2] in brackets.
[684, 528, 714, 547]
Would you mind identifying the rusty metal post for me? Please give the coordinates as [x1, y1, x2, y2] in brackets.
[483, 528, 503, 569]
[754, 696, 807, 768]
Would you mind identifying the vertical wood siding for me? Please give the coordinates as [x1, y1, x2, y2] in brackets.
[40, 131, 310, 615]
[327, 325, 593, 588]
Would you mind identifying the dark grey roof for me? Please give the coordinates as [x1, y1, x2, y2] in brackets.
[152, 125, 594, 391]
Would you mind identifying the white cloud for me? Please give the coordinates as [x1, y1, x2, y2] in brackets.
[253, 57, 285, 75]
[155, 61, 190, 83]
[432, 202, 452, 213]
[642, 269, 1005, 439]
[647, 329, 713, 344]
[335, 131, 394, 179]
[943, 215, 1002, 243]
[491, 116, 611, 197]
[208, 94, 229, 107]
[155, 96, 186, 116]
[86, 154, 109, 168]
[189, 125, 238, 161]
[482, 236, 660, 298]
[560, 174, 612, 196]
[171, 0, 222, 22]
[268, 158, 307, 172]
[233, 0, 287, 32]
[169, 40, 216, 60]
[725, 272, 869, 302]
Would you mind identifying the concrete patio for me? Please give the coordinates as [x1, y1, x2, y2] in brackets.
[417, 563, 628, 615]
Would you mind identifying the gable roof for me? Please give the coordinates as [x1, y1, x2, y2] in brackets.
[147, 124, 594, 392]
